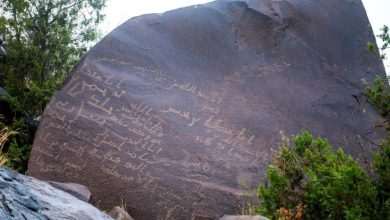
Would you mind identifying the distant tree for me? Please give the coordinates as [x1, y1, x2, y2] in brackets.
[368, 25, 389, 60]
[0, 0, 106, 117]
[0, 0, 106, 173]
[255, 64, 390, 220]
[365, 77, 390, 218]
[378, 25, 389, 60]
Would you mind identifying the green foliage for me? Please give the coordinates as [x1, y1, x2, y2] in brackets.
[0, 0, 106, 172]
[0, 115, 33, 173]
[365, 76, 390, 120]
[0, 0, 106, 118]
[368, 25, 389, 60]
[256, 75, 390, 219]
[373, 139, 390, 218]
[256, 131, 379, 220]
[378, 25, 389, 59]
[366, 74, 390, 217]
[367, 42, 377, 55]
[0, 127, 18, 167]
[256, 70, 390, 220]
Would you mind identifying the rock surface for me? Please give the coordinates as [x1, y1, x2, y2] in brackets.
[0, 167, 112, 220]
[48, 181, 92, 202]
[28, 0, 386, 219]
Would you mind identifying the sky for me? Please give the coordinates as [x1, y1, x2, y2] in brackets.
[101, 0, 213, 34]
[362, 0, 390, 73]
[101, 0, 390, 73]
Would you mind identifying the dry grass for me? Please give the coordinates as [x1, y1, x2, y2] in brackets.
[278, 203, 304, 220]
[0, 127, 18, 150]
[0, 155, 8, 166]
[0, 127, 18, 167]
[120, 197, 127, 211]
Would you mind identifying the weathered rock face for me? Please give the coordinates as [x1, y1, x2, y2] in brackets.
[0, 168, 113, 220]
[27, 0, 386, 219]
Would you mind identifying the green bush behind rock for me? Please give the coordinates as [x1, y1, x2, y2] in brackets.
[256, 76, 390, 220]
[256, 131, 381, 219]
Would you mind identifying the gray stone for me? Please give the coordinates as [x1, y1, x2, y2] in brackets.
[0, 167, 113, 220]
[48, 181, 92, 202]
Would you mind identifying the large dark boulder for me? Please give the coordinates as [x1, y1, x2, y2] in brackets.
[27, 0, 386, 219]
[0, 168, 113, 220]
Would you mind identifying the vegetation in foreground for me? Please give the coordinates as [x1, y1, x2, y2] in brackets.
[255, 131, 389, 220]
[255, 23, 390, 220]
[0, 126, 18, 167]
[255, 76, 390, 219]
[0, 0, 106, 172]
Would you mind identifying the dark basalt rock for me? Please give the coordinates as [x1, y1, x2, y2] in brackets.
[0, 168, 112, 220]
[27, 0, 386, 219]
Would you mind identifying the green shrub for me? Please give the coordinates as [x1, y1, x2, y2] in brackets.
[365, 76, 390, 120]
[256, 131, 380, 220]
[0, 117, 32, 173]
[0, 127, 18, 167]
[0, 96, 33, 172]
[365, 74, 390, 217]
[373, 139, 390, 218]
[255, 75, 390, 220]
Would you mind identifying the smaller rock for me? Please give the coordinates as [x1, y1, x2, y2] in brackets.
[48, 181, 91, 202]
[0, 167, 113, 220]
[108, 206, 134, 220]
[220, 215, 270, 220]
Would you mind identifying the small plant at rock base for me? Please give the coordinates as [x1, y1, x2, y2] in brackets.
[0, 155, 8, 167]
[0, 127, 18, 167]
[365, 72, 390, 219]
[256, 131, 379, 220]
[0, 116, 32, 173]
[373, 139, 390, 218]
[365, 76, 390, 121]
